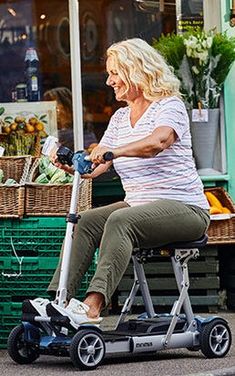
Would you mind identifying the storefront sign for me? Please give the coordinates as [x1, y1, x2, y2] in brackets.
[176, 0, 203, 33]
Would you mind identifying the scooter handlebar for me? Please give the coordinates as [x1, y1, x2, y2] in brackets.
[56, 146, 114, 174]
[56, 145, 74, 166]
[103, 151, 114, 161]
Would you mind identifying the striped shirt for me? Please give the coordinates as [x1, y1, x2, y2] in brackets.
[100, 96, 209, 209]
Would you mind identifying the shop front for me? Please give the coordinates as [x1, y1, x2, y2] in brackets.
[0, 1, 234, 197]
[1, 0, 235, 350]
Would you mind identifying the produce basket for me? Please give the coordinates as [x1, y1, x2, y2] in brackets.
[0, 156, 32, 218]
[0, 155, 32, 183]
[205, 187, 235, 244]
[25, 157, 92, 216]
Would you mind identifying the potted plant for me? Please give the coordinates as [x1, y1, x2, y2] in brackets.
[153, 28, 235, 109]
[153, 29, 235, 173]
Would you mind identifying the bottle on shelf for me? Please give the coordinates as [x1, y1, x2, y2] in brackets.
[24, 47, 41, 102]
[15, 83, 27, 102]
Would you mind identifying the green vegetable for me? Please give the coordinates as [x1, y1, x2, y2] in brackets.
[34, 173, 49, 184]
[35, 156, 75, 184]
[44, 163, 58, 178]
[39, 156, 50, 174]
[4, 178, 17, 186]
[0, 169, 4, 183]
[50, 169, 66, 183]
[66, 174, 74, 183]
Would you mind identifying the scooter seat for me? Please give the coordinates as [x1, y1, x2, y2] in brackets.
[163, 234, 208, 250]
[133, 235, 208, 262]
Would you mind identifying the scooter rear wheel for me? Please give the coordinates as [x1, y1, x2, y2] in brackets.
[7, 324, 39, 364]
[200, 318, 232, 358]
[70, 329, 105, 370]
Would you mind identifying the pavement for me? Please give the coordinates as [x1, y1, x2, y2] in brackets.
[1, 311, 235, 376]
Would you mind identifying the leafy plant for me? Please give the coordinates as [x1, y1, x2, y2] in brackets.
[153, 28, 235, 109]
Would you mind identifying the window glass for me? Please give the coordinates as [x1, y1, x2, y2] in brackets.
[0, 0, 74, 155]
[80, 0, 176, 149]
[0, 0, 176, 156]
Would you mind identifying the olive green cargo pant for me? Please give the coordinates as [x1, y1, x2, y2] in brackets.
[48, 200, 210, 308]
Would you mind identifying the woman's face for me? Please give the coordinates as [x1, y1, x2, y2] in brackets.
[106, 56, 138, 102]
[56, 102, 72, 129]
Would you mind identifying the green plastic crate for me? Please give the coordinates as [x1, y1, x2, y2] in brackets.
[0, 217, 67, 229]
[0, 316, 22, 349]
[0, 217, 66, 257]
[0, 217, 98, 348]
[0, 256, 59, 274]
[0, 230, 64, 257]
[0, 249, 98, 301]
[0, 302, 22, 316]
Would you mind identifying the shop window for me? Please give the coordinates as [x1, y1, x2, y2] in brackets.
[0, 0, 74, 154]
[0, 0, 177, 156]
[80, 0, 176, 149]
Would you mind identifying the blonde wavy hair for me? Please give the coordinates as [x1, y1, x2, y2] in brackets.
[106, 38, 181, 101]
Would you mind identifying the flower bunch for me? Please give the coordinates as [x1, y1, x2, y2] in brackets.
[153, 28, 235, 109]
[184, 32, 213, 69]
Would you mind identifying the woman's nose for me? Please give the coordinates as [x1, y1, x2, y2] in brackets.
[106, 75, 114, 86]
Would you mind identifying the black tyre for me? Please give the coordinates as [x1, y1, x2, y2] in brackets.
[70, 329, 105, 370]
[200, 318, 232, 358]
[186, 345, 201, 352]
[7, 324, 39, 364]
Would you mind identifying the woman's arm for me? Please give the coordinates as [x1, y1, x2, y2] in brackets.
[81, 161, 112, 179]
[90, 126, 177, 163]
[115, 126, 176, 158]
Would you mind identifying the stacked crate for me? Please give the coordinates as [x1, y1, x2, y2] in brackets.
[0, 217, 97, 349]
[116, 245, 220, 314]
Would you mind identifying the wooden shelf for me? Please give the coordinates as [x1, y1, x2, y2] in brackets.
[201, 174, 229, 182]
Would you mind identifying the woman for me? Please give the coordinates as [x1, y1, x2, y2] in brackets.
[29, 38, 210, 327]
[43, 87, 74, 151]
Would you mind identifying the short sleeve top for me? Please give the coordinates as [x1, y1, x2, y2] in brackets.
[100, 96, 209, 209]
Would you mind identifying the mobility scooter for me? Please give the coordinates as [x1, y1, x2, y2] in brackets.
[7, 146, 232, 370]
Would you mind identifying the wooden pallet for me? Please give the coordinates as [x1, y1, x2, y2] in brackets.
[116, 246, 220, 313]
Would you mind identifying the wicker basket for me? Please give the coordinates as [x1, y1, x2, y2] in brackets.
[25, 158, 92, 216]
[0, 156, 32, 218]
[0, 156, 32, 183]
[205, 187, 235, 244]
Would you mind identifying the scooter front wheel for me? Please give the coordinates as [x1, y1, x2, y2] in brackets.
[70, 329, 105, 370]
[7, 324, 40, 364]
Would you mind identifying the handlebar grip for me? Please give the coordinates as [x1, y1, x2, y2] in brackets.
[103, 151, 114, 161]
[56, 145, 74, 166]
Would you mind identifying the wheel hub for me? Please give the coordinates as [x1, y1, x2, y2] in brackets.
[87, 345, 95, 355]
[216, 335, 223, 344]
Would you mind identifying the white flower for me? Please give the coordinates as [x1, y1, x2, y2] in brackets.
[186, 47, 192, 57]
[191, 65, 200, 74]
[184, 37, 198, 49]
[206, 36, 213, 48]
[197, 51, 209, 64]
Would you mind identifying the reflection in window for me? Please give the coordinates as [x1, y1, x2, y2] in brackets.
[0, 0, 177, 151]
[0, 1, 71, 102]
[80, 0, 176, 147]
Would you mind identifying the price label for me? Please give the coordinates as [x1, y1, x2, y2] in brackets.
[192, 109, 209, 122]
[42, 136, 59, 156]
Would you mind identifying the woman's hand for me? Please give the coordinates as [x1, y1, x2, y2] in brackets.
[82, 145, 113, 179]
[89, 145, 111, 165]
[49, 147, 74, 175]
[81, 161, 112, 179]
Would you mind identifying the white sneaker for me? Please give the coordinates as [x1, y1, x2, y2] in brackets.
[22, 297, 50, 317]
[46, 298, 103, 328]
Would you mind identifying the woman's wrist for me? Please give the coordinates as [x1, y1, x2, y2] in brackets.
[63, 165, 74, 175]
